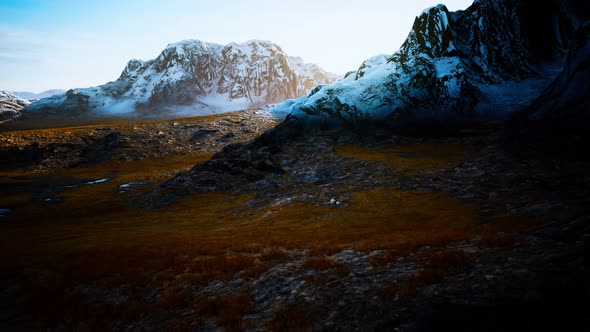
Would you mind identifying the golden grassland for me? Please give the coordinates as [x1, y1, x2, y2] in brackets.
[0, 142, 542, 329]
[0, 110, 239, 133]
[335, 143, 470, 173]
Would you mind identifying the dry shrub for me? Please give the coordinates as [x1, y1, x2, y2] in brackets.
[370, 250, 401, 268]
[24, 275, 112, 329]
[241, 263, 269, 279]
[375, 284, 398, 302]
[474, 214, 534, 249]
[304, 273, 330, 287]
[401, 267, 447, 299]
[308, 242, 349, 257]
[300, 256, 346, 272]
[117, 301, 153, 321]
[483, 214, 541, 234]
[189, 254, 256, 283]
[157, 287, 194, 309]
[259, 247, 293, 262]
[5, 146, 493, 331]
[195, 292, 253, 330]
[426, 249, 474, 269]
[267, 301, 315, 332]
[168, 319, 193, 332]
[335, 143, 470, 173]
[478, 233, 524, 248]
[11, 186, 480, 329]
[401, 250, 475, 299]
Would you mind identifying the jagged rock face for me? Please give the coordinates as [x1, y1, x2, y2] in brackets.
[27, 40, 337, 116]
[529, 22, 590, 122]
[215, 41, 297, 104]
[131, 41, 225, 106]
[276, 0, 582, 125]
[0, 91, 30, 121]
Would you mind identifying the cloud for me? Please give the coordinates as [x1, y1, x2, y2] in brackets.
[0, 27, 45, 62]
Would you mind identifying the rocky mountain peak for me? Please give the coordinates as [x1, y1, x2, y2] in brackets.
[275, 0, 583, 126]
[402, 4, 455, 60]
[26, 39, 337, 118]
[118, 59, 146, 81]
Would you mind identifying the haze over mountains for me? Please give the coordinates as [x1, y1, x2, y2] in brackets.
[24, 40, 338, 119]
[9, 90, 66, 101]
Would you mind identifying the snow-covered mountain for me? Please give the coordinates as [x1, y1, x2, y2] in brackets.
[0, 91, 30, 121]
[275, 0, 588, 125]
[10, 90, 66, 101]
[27, 40, 338, 117]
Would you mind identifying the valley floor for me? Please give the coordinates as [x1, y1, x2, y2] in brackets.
[0, 115, 588, 331]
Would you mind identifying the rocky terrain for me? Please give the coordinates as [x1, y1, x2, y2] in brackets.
[24, 40, 338, 119]
[275, 0, 589, 125]
[0, 109, 279, 173]
[0, 91, 30, 122]
[1, 115, 587, 331]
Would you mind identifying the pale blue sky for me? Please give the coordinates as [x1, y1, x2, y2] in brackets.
[0, 0, 473, 92]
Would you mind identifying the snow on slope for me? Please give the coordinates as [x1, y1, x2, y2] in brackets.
[275, 0, 581, 125]
[0, 91, 30, 121]
[27, 40, 338, 118]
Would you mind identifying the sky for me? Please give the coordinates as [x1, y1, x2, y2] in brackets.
[0, 0, 473, 92]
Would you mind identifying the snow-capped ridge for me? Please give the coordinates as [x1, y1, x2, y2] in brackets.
[420, 3, 448, 16]
[276, 0, 580, 126]
[403, 4, 454, 60]
[26, 39, 337, 118]
[0, 91, 31, 121]
[0, 91, 30, 107]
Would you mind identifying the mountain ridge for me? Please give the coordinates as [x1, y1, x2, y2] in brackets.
[0, 91, 30, 122]
[26, 40, 338, 118]
[274, 0, 586, 126]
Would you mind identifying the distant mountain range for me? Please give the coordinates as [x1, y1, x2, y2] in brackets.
[275, 0, 590, 126]
[10, 90, 66, 101]
[26, 40, 338, 118]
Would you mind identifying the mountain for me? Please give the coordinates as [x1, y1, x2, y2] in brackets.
[275, 0, 588, 126]
[0, 91, 30, 121]
[26, 40, 338, 118]
[528, 21, 590, 123]
[10, 90, 66, 101]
